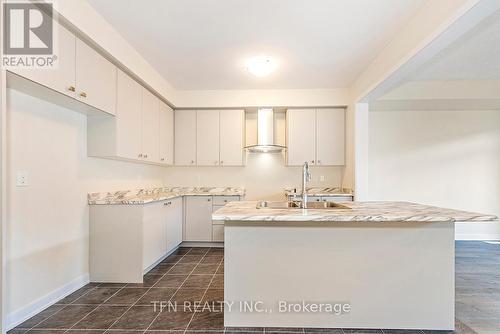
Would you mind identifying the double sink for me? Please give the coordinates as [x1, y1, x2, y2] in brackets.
[257, 201, 350, 210]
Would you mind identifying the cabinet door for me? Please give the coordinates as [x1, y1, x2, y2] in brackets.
[220, 109, 244, 166]
[196, 110, 220, 166]
[13, 23, 76, 97]
[316, 108, 345, 165]
[116, 70, 142, 160]
[212, 225, 224, 242]
[287, 109, 316, 166]
[75, 38, 117, 115]
[184, 196, 213, 241]
[166, 197, 183, 253]
[174, 110, 197, 166]
[143, 202, 167, 270]
[141, 89, 160, 163]
[159, 102, 174, 165]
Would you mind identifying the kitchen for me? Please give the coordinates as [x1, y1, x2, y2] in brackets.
[1, 1, 500, 334]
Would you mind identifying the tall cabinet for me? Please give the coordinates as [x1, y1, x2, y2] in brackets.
[286, 108, 345, 166]
[88, 69, 173, 165]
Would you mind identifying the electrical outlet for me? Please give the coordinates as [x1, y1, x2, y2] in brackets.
[320, 175, 325, 182]
[16, 171, 29, 187]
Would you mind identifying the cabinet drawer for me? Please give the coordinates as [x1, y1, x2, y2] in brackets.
[212, 225, 224, 242]
[213, 196, 240, 206]
[322, 196, 353, 202]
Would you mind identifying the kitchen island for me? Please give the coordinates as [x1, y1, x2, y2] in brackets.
[213, 201, 497, 331]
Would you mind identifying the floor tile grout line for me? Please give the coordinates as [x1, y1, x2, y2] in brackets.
[102, 247, 195, 334]
[19, 284, 101, 332]
[142, 247, 211, 334]
[29, 245, 190, 333]
[63, 278, 145, 334]
[188, 256, 223, 333]
[177, 248, 216, 334]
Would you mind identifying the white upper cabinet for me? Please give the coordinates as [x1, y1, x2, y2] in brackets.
[75, 38, 117, 115]
[197, 110, 220, 166]
[220, 109, 244, 166]
[159, 102, 174, 165]
[12, 23, 76, 98]
[141, 88, 160, 163]
[316, 108, 345, 165]
[287, 109, 316, 166]
[286, 108, 345, 166]
[115, 70, 142, 160]
[175, 110, 197, 166]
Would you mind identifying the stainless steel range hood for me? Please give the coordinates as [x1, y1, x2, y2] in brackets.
[244, 108, 286, 153]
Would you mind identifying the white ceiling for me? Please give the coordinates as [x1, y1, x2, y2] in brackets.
[410, 8, 500, 81]
[86, 0, 423, 91]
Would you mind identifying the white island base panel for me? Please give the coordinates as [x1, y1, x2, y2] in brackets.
[224, 221, 455, 331]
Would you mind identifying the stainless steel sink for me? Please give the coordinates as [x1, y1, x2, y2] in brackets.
[257, 201, 350, 210]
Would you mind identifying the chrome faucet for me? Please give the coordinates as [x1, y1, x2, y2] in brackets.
[301, 161, 312, 208]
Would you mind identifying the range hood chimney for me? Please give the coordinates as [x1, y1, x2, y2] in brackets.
[245, 108, 286, 153]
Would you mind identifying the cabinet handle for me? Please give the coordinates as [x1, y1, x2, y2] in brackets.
[138, 154, 143, 158]
[68, 86, 75, 92]
[79, 92, 87, 98]
[144, 154, 148, 158]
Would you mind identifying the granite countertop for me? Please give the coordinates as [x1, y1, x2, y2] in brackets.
[88, 187, 244, 205]
[212, 201, 498, 223]
[284, 187, 353, 197]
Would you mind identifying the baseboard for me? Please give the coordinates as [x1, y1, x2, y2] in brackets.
[143, 245, 182, 274]
[455, 233, 500, 240]
[181, 241, 224, 248]
[6, 273, 90, 331]
[455, 221, 500, 240]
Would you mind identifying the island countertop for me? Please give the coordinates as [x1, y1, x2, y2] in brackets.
[212, 201, 498, 223]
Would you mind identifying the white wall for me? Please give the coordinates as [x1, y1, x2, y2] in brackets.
[163, 154, 343, 201]
[368, 109, 500, 239]
[6, 89, 164, 324]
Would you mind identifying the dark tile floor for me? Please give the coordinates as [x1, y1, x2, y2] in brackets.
[8, 242, 500, 334]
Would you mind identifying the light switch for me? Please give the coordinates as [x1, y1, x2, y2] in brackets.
[16, 171, 29, 187]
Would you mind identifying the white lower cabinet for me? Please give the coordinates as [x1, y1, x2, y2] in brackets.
[184, 196, 213, 241]
[212, 225, 224, 242]
[90, 198, 183, 283]
[142, 201, 167, 271]
[166, 197, 183, 253]
[183, 195, 241, 243]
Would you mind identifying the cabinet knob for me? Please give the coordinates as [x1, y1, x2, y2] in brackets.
[144, 154, 148, 158]
[220, 161, 224, 165]
[68, 86, 75, 92]
[161, 158, 165, 161]
[317, 160, 321, 164]
[191, 160, 195, 164]
[79, 92, 87, 98]
[311, 160, 315, 164]
[138, 154, 143, 158]
[208, 198, 211, 202]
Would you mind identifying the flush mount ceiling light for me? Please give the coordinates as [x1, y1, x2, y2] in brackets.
[245, 56, 278, 77]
